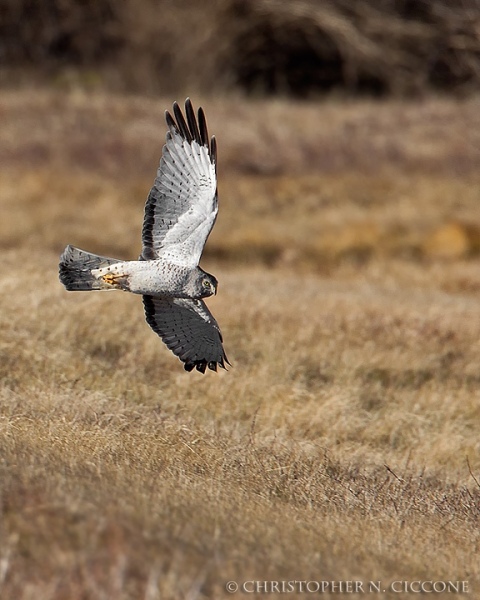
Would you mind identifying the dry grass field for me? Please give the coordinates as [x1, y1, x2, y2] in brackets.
[0, 88, 479, 598]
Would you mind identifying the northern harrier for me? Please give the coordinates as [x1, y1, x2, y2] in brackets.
[59, 99, 229, 373]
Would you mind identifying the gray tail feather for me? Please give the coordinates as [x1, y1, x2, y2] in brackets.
[59, 245, 121, 291]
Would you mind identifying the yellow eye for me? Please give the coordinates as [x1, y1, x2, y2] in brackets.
[203, 279, 211, 288]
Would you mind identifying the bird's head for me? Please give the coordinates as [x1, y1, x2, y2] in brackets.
[187, 268, 218, 298]
[198, 271, 218, 298]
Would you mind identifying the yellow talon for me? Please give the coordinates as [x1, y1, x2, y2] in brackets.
[102, 273, 119, 285]
[100, 271, 129, 290]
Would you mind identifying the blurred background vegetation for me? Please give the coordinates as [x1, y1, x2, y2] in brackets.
[2, 0, 480, 97]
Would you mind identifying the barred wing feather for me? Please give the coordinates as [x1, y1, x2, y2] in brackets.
[143, 295, 229, 373]
[141, 99, 217, 268]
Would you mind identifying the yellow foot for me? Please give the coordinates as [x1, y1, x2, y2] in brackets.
[102, 273, 123, 286]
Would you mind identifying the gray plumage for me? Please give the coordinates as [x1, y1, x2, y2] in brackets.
[59, 246, 121, 291]
[59, 99, 229, 373]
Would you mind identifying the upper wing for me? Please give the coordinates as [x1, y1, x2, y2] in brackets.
[143, 295, 229, 373]
[141, 99, 218, 268]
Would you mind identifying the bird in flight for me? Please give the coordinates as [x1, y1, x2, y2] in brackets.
[59, 99, 229, 373]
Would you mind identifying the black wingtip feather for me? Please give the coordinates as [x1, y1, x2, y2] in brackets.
[211, 135, 217, 166]
[198, 106, 209, 149]
[182, 356, 230, 374]
[196, 361, 207, 374]
[166, 100, 213, 160]
[185, 98, 202, 146]
[173, 101, 192, 143]
[165, 110, 178, 133]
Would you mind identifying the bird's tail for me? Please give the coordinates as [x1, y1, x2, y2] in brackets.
[59, 245, 121, 291]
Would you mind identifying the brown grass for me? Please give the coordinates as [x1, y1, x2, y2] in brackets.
[0, 88, 479, 598]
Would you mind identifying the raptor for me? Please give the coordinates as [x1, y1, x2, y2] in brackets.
[59, 99, 229, 373]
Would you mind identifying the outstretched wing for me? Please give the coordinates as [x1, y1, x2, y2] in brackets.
[141, 98, 218, 268]
[143, 295, 229, 373]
